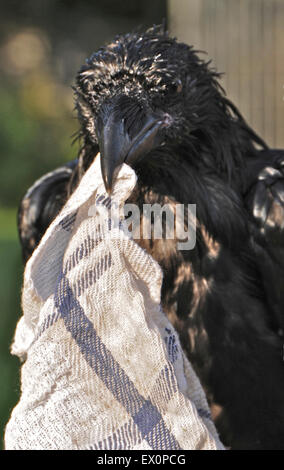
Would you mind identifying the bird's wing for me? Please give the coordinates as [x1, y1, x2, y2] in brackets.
[245, 150, 284, 332]
[18, 160, 77, 263]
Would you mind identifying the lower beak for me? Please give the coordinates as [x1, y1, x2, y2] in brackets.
[97, 109, 164, 193]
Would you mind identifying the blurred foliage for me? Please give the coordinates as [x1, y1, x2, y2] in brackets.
[0, 0, 167, 208]
[0, 209, 22, 448]
[0, 79, 77, 207]
[0, 0, 166, 448]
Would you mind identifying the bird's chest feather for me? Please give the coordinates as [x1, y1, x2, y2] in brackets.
[127, 180, 238, 327]
[125, 167, 263, 377]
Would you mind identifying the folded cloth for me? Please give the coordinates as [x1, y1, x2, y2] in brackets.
[5, 154, 224, 450]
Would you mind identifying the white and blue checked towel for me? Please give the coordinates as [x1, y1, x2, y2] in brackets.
[5, 155, 224, 450]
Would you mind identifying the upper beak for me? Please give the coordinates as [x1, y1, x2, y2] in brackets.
[96, 100, 165, 193]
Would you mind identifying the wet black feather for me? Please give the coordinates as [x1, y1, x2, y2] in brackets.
[18, 27, 284, 449]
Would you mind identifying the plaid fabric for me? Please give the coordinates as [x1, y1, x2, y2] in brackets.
[5, 155, 224, 450]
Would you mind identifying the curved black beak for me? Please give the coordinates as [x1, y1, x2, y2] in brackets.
[96, 100, 166, 193]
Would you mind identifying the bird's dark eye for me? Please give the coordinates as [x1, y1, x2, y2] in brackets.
[168, 79, 183, 95]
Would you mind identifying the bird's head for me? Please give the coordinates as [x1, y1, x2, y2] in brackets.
[75, 26, 265, 193]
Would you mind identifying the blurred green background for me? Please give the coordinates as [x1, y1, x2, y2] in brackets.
[0, 0, 166, 448]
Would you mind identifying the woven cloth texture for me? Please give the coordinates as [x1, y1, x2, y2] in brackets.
[5, 155, 224, 450]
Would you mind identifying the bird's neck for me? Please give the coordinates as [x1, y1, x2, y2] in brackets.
[132, 150, 249, 253]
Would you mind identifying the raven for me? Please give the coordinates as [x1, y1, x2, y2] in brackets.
[18, 27, 284, 449]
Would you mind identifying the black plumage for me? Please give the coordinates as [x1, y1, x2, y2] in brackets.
[18, 160, 77, 262]
[18, 27, 284, 449]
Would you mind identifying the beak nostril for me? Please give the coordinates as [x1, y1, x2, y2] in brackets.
[97, 96, 171, 193]
[110, 95, 146, 140]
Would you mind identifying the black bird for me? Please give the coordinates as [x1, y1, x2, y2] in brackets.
[18, 27, 284, 450]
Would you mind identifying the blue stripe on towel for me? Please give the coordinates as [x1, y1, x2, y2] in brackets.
[54, 271, 181, 450]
